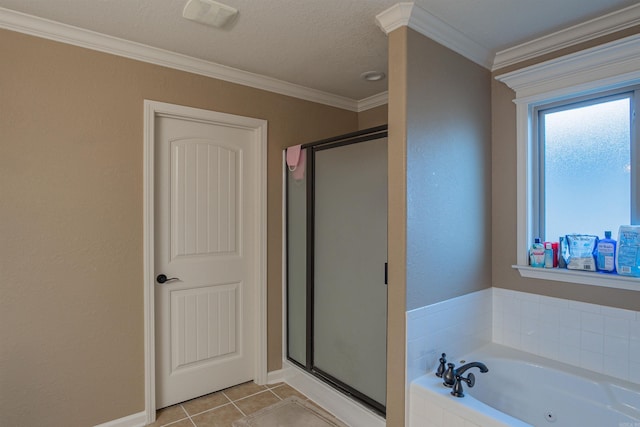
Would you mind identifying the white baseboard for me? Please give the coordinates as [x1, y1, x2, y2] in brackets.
[93, 411, 147, 427]
[281, 361, 386, 427]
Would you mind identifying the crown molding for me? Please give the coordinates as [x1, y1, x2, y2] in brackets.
[376, 2, 493, 69]
[493, 3, 640, 71]
[356, 91, 388, 112]
[0, 7, 368, 112]
[495, 34, 640, 103]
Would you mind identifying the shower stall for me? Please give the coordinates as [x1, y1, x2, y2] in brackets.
[285, 126, 388, 415]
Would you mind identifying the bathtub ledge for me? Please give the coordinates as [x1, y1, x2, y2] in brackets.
[410, 374, 531, 427]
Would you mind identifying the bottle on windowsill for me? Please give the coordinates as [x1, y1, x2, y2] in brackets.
[596, 230, 616, 273]
[530, 238, 545, 268]
[544, 242, 554, 268]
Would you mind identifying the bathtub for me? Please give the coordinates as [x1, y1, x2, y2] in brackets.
[409, 344, 640, 427]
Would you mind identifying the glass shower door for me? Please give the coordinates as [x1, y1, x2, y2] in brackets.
[312, 137, 388, 410]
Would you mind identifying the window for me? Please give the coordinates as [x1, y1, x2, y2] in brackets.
[496, 33, 640, 289]
[534, 88, 638, 242]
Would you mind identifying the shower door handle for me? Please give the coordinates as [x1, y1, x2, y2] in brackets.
[384, 262, 388, 285]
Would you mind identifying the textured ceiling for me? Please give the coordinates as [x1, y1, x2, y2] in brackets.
[0, 0, 637, 101]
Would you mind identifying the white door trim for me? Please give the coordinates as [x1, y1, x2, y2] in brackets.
[143, 100, 267, 423]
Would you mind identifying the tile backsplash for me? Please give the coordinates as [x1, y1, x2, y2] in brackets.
[406, 287, 640, 386]
[492, 287, 640, 384]
[406, 289, 492, 385]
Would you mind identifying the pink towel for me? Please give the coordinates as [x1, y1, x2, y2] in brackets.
[286, 144, 306, 181]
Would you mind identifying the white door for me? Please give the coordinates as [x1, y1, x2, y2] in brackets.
[154, 112, 262, 408]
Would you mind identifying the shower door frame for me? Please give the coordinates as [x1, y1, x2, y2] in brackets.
[285, 125, 388, 416]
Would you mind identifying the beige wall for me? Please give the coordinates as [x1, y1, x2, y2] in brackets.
[405, 28, 492, 310]
[491, 28, 640, 311]
[386, 27, 409, 427]
[0, 29, 360, 426]
[358, 104, 388, 130]
[385, 26, 492, 427]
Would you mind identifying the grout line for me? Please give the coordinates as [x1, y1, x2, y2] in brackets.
[178, 404, 197, 427]
[180, 393, 234, 419]
[228, 399, 246, 417]
[268, 388, 283, 400]
[225, 388, 271, 403]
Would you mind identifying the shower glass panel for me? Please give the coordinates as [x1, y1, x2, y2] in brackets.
[286, 151, 307, 366]
[285, 126, 388, 415]
[313, 137, 388, 408]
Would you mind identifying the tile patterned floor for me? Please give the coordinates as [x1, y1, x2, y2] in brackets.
[146, 382, 324, 427]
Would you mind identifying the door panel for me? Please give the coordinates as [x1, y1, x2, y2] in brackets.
[313, 137, 388, 408]
[170, 282, 238, 370]
[171, 140, 238, 258]
[155, 115, 256, 408]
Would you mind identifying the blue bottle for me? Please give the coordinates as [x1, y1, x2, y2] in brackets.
[530, 238, 545, 268]
[596, 231, 616, 273]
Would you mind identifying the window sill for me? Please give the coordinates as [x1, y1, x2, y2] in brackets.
[513, 265, 640, 292]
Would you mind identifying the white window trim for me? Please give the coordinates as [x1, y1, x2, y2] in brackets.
[496, 33, 640, 291]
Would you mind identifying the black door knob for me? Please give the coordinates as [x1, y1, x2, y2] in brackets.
[156, 274, 179, 284]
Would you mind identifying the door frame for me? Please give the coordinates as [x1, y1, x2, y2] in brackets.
[142, 100, 268, 423]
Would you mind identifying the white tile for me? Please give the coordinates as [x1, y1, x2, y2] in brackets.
[600, 306, 637, 320]
[581, 312, 604, 334]
[521, 316, 538, 336]
[446, 413, 466, 427]
[493, 325, 504, 344]
[603, 335, 629, 357]
[559, 327, 581, 347]
[630, 320, 640, 341]
[629, 362, 640, 384]
[580, 330, 604, 354]
[603, 354, 629, 380]
[517, 291, 541, 302]
[407, 305, 430, 321]
[629, 340, 640, 363]
[569, 300, 601, 313]
[422, 396, 443, 424]
[557, 344, 580, 365]
[604, 316, 630, 340]
[521, 333, 540, 354]
[521, 300, 540, 318]
[539, 340, 559, 360]
[504, 313, 521, 333]
[492, 287, 510, 298]
[493, 294, 505, 314]
[503, 298, 521, 316]
[542, 295, 569, 308]
[539, 322, 560, 342]
[559, 309, 581, 330]
[426, 312, 449, 334]
[407, 337, 429, 363]
[580, 349, 604, 372]
[539, 304, 561, 325]
[503, 329, 522, 349]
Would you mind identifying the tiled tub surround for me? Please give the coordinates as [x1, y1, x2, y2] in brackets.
[406, 289, 492, 386]
[407, 287, 640, 427]
[492, 288, 640, 384]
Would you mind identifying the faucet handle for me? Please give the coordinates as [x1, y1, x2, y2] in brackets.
[443, 363, 456, 387]
[451, 373, 475, 398]
[435, 353, 447, 377]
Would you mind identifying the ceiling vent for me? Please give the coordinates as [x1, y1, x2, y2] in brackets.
[182, 0, 239, 28]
